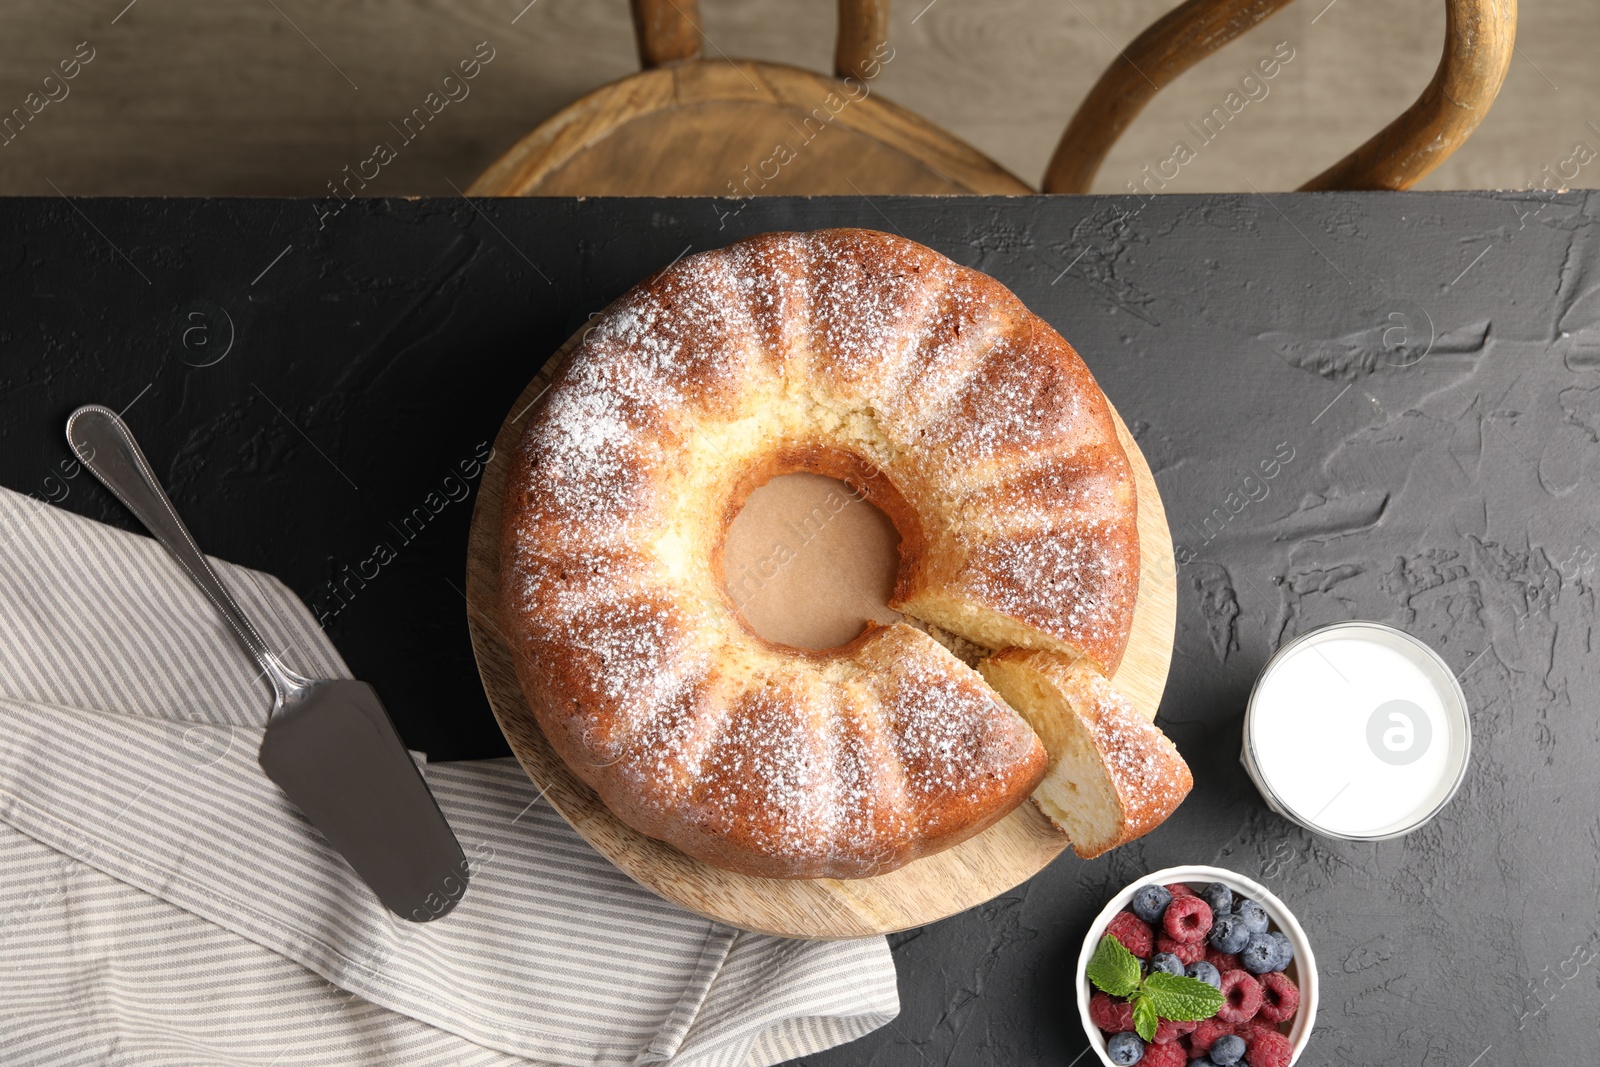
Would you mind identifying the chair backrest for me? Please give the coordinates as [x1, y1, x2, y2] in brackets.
[629, 0, 890, 83]
[626, 0, 1516, 193]
[1045, 0, 1517, 192]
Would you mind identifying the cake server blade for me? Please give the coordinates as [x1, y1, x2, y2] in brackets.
[256, 678, 469, 920]
[66, 404, 468, 922]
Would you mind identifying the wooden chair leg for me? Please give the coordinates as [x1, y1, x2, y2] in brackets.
[836, 0, 890, 82]
[630, 0, 702, 69]
[629, 0, 887, 81]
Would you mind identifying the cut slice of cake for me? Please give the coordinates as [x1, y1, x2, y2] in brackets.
[979, 649, 1191, 858]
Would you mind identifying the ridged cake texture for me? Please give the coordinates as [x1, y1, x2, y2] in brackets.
[500, 228, 1157, 878]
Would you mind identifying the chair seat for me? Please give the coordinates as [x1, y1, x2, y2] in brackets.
[469, 59, 1032, 197]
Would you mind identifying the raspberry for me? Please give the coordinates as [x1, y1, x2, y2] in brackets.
[1232, 1020, 1276, 1045]
[1105, 911, 1155, 959]
[1189, 1018, 1234, 1054]
[1155, 936, 1206, 965]
[1163, 895, 1213, 943]
[1139, 1042, 1186, 1067]
[1207, 948, 1243, 973]
[1257, 972, 1300, 1024]
[1216, 970, 1263, 1024]
[1165, 882, 1195, 897]
[1244, 1029, 1293, 1067]
[1152, 1018, 1197, 1044]
[1089, 992, 1135, 1033]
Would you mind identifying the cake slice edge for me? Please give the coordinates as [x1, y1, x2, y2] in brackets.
[977, 648, 1192, 858]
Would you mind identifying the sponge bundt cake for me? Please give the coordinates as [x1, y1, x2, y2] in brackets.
[980, 650, 1193, 858]
[498, 228, 1188, 878]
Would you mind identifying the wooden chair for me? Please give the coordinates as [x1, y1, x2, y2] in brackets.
[468, 0, 1516, 197]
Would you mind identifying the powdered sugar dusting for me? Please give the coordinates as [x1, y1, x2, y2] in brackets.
[805, 232, 950, 391]
[873, 266, 1011, 441]
[520, 588, 711, 761]
[1089, 681, 1191, 820]
[919, 324, 1093, 461]
[686, 676, 843, 862]
[953, 445, 1132, 532]
[854, 628, 1042, 822]
[719, 233, 812, 366]
[959, 517, 1137, 645]
[502, 227, 1140, 875]
[879, 656, 1033, 795]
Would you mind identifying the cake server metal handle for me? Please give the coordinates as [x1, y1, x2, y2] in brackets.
[66, 405, 311, 704]
[66, 404, 469, 922]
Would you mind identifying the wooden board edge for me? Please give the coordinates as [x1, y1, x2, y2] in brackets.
[1109, 400, 1178, 722]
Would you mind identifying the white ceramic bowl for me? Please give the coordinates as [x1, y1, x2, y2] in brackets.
[1075, 865, 1318, 1066]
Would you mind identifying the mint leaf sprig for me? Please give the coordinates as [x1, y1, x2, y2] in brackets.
[1086, 935, 1226, 1041]
[1085, 931, 1142, 996]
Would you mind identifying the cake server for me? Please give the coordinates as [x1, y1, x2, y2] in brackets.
[66, 404, 468, 922]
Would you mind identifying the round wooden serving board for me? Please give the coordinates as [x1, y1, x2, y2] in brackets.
[465, 327, 1177, 940]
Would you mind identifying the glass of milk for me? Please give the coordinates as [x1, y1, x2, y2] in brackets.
[1242, 622, 1471, 840]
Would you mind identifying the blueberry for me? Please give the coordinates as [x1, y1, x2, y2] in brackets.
[1149, 951, 1184, 976]
[1107, 1031, 1145, 1065]
[1234, 898, 1269, 935]
[1185, 960, 1221, 989]
[1268, 930, 1295, 970]
[1240, 931, 1280, 973]
[1131, 883, 1173, 924]
[1209, 1034, 1246, 1065]
[1200, 882, 1234, 915]
[1208, 913, 1251, 954]
[1188, 1056, 1220, 1067]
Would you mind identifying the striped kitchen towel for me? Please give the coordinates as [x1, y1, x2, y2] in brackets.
[0, 486, 898, 1066]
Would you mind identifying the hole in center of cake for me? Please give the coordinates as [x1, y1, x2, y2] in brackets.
[722, 472, 901, 650]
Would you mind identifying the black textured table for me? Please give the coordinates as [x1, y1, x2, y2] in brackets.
[2, 193, 1595, 1067]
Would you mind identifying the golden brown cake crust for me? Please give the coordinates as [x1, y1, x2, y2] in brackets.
[498, 228, 1141, 879]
